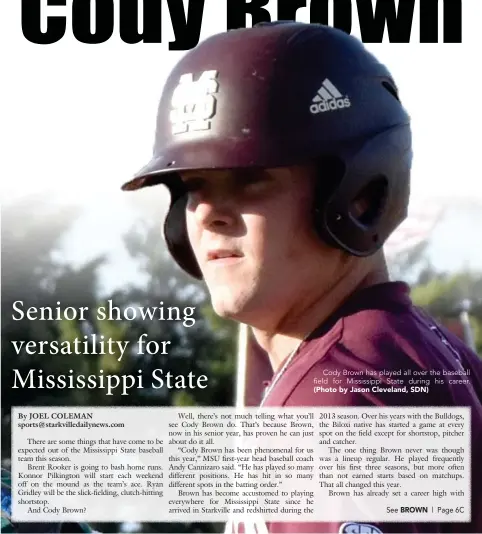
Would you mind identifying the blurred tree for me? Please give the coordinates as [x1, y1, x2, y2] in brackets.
[387, 240, 432, 282]
[410, 270, 482, 354]
[1, 197, 106, 457]
[387, 236, 482, 354]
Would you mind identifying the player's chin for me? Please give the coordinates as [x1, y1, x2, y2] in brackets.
[210, 294, 249, 320]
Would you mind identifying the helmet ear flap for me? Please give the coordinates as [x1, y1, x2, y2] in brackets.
[313, 125, 412, 256]
[312, 155, 346, 248]
[164, 194, 203, 280]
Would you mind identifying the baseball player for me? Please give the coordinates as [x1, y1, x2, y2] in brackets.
[122, 22, 482, 534]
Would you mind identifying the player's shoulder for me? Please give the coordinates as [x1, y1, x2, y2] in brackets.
[327, 280, 478, 376]
[280, 281, 482, 407]
[284, 282, 458, 407]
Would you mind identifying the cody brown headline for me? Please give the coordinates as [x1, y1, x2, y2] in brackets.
[21, 0, 462, 48]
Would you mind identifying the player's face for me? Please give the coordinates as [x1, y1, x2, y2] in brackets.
[181, 166, 338, 328]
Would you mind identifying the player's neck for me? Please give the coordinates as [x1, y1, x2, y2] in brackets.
[253, 258, 389, 373]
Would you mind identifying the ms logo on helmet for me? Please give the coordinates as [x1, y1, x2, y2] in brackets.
[170, 70, 219, 134]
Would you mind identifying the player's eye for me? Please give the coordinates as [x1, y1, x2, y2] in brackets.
[238, 171, 273, 193]
[234, 170, 261, 185]
[183, 178, 205, 193]
[244, 175, 265, 185]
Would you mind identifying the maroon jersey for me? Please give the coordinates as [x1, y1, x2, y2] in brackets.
[227, 282, 482, 534]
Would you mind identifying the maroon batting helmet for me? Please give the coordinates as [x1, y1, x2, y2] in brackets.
[122, 22, 412, 280]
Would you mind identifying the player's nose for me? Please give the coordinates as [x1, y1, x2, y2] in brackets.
[194, 195, 237, 230]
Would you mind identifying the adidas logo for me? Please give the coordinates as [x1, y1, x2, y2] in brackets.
[310, 79, 351, 114]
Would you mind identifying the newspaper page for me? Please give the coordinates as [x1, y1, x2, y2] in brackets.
[2, 2, 481, 534]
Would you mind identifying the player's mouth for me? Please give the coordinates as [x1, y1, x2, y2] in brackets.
[206, 249, 243, 265]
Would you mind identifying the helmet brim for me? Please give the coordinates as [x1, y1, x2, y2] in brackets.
[120, 135, 317, 192]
